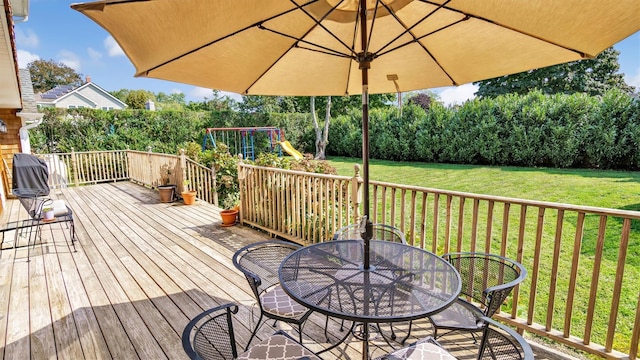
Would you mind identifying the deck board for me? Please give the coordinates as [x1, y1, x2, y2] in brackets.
[0, 181, 525, 360]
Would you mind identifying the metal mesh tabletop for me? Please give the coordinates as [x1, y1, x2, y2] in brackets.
[279, 240, 461, 323]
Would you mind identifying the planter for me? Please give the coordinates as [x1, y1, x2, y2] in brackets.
[182, 191, 197, 205]
[220, 209, 238, 227]
[42, 208, 55, 221]
[158, 185, 176, 203]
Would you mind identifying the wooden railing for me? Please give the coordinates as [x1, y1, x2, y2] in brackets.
[40, 150, 129, 188]
[39, 149, 218, 206]
[238, 161, 640, 360]
[33, 150, 640, 359]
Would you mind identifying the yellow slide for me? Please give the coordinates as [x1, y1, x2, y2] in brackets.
[278, 141, 303, 160]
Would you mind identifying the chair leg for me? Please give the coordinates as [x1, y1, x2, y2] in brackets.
[245, 313, 264, 351]
[324, 316, 330, 342]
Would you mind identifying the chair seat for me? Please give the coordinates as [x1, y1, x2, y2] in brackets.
[51, 199, 70, 216]
[429, 299, 484, 330]
[237, 333, 321, 360]
[260, 284, 310, 318]
[373, 337, 457, 360]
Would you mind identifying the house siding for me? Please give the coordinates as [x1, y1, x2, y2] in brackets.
[0, 108, 23, 205]
[77, 85, 125, 110]
[56, 93, 97, 109]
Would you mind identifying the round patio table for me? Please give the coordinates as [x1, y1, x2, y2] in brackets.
[279, 240, 461, 360]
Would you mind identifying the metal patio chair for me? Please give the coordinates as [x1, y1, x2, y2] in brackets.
[10, 154, 76, 253]
[332, 222, 407, 244]
[374, 317, 533, 360]
[182, 303, 321, 360]
[232, 240, 314, 350]
[428, 252, 527, 341]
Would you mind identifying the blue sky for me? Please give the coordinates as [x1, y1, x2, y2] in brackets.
[15, 0, 640, 106]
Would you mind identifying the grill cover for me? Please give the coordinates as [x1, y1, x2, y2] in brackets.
[12, 153, 50, 196]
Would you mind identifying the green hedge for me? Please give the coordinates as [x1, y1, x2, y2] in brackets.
[31, 89, 640, 170]
[30, 108, 315, 156]
[327, 89, 640, 170]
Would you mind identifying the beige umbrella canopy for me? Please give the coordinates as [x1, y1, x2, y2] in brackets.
[72, 0, 638, 96]
[73, 0, 639, 268]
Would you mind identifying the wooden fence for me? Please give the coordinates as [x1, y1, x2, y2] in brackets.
[34, 150, 640, 359]
[39, 149, 218, 206]
[238, 160, 640, 360]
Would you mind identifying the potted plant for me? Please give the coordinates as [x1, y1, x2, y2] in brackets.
[158, 165, 176, 203]
[181, 179, 197, 205]
[42, 206, 55, 221]
[219, 192, 239, 227]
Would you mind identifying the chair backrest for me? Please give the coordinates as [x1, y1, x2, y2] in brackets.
[478, 317, 534, 360]
[182, 303, 239, 360]
[443, 252, 527, 317]
[14, 188, 51, 219]
[332, 223, 407, 244]
[232, 240, 302, 303]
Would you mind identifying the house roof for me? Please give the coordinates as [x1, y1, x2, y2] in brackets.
[36, 81, 127, 108]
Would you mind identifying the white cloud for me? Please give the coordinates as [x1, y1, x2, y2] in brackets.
[15, 28, 39, 48]
[189, 87, 214, 99]
[58, 50, 81, 71]
[104, 36, 125, 57]
[88, 47, 102, 62]
[438, 83, 478, 106]
[626, 66, 640, 90]
[188, 87, 243, 102]
[171, 88, 184, 95]
[17, 49, 40, 68]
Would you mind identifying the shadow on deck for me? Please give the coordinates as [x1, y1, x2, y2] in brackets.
[0, 181, 561, 359]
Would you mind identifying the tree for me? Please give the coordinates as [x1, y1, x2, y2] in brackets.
[124, 89, 155, 109]
[155, 92, 186, 111]
[238, 95, 302, 113]
[406, 92, 434, 111]
[311, 96, 331, 159]
[475, 47, 634, 97]
[27, 59, 83, 93]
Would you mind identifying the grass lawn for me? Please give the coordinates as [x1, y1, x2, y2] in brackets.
[327, 156, 640, 356]
[327, 156, 640, 211]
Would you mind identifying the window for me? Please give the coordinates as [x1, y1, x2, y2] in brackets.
[68, 105, 76, 109]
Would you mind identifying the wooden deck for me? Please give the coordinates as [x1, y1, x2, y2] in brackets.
[0, 181, 539, 360]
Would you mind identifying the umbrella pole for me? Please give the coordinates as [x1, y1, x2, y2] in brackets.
[359, 0, 373, 273]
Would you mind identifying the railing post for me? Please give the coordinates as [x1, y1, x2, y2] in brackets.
[351, 164, 362, 224]
[147, 146, 153, 188]
[180, 149, 187, 193]
[211, 161, 218, 206]
[71, 148, 79, 186]
[237, 154, 244, 225]
[125, 147, 131, 180]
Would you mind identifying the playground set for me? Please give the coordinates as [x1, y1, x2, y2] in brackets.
[202, 127, 303, 160]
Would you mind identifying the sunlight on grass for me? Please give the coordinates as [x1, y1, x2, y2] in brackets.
[328, 156, 640, 356]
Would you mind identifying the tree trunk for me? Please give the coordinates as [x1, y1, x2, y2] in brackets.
[311, 96, 331, 160]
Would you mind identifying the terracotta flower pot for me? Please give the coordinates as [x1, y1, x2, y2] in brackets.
[182, 191, 197, 205]
[220, 208, 238, 227]
[158, 185, 176, 203]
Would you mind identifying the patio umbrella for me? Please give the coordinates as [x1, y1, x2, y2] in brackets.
[72, 0, 639, 269]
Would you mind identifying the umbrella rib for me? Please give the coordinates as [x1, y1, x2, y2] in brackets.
[289, 0, 359, 56]
[417, 0, 590, 58]
[244, 0, 357, 95]
[376, 17, 467, 86]
[259, 25, 353, 59]
[142, 2, 319, 75]
[374, 0, 451, 56]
